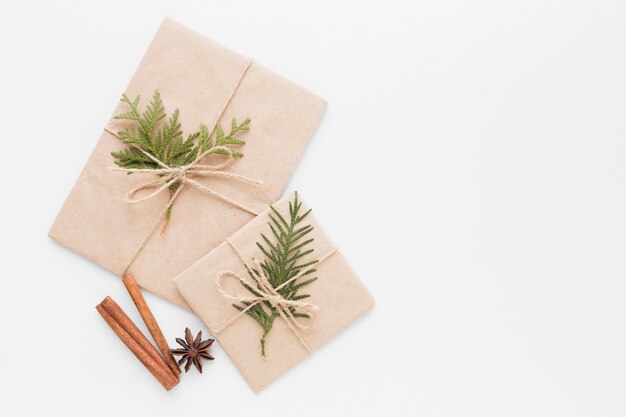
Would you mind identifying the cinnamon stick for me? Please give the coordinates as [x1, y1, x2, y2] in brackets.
[96, 297, 179, 391]
[122, 274, 181, 375]
[100, 297, 170, 372]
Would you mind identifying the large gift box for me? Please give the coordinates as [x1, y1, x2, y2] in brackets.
[49, 19, 326, 307]
[173, 192, 374, 391]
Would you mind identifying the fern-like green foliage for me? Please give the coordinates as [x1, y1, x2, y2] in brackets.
[235, 192, 318, 357]
[110, 91, 250, 231]
[111, 91, 249, 170]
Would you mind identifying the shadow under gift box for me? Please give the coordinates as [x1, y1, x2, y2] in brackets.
[48, 18, 327, 308]
[173, 192, 375, 392]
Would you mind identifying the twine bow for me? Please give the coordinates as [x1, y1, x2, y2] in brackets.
[109, 143, 262, 216]
[213, 240, 337, 355]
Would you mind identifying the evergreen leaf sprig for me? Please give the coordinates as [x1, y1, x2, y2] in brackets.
[110, 91, 250, 232]
[234, 192, 318, 357]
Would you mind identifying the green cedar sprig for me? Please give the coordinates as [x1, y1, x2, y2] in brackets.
[234, 192, 318, 357]
[110, 91, 250, 232]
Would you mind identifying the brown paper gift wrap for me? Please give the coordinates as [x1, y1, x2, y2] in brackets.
[48, 19, 326, 308]
[173, 192, 374, 392]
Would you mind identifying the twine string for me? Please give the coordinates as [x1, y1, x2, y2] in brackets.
[213, 238, 337, 354]
[106, 59, 257, 276]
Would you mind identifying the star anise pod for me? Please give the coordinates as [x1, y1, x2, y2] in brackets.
[170, 328, 214, 373]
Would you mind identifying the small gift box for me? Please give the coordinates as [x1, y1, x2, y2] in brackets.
[49, 19, 326, 307]
[173, 192, 374, 391]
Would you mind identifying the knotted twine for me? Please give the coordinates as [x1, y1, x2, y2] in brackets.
[106, 59, 262, 276]
[213, 238, 337, 354]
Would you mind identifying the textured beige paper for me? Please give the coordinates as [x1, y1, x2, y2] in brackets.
[49, 19, 326, 307]
[173, 192, 374, 392]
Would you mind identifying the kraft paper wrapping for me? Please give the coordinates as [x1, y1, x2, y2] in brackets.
[173, 192, 374, 392]
[49, 19, 326, 308]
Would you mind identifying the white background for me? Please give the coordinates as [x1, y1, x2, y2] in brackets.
[1, 0, 626, 415]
